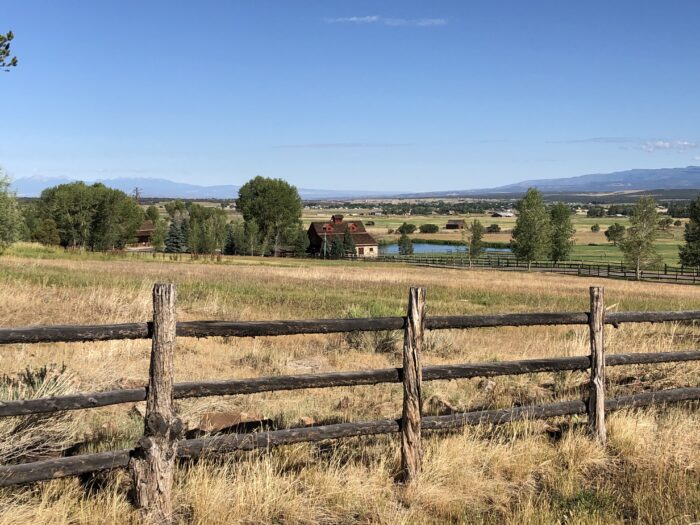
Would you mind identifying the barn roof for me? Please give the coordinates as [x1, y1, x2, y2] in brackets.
[136, 220, 155, 234]
[308, 219, 378, 246]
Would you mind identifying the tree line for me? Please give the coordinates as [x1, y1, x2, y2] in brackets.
[0, 172, 308, 257]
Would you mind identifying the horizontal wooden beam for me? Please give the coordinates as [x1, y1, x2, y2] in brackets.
[0, 450, 132, 487]
[1, 350, 698, 418]
[1, 387, 697, 487]
[3, 311, 700, 345]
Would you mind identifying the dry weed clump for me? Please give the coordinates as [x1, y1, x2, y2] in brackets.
[0, 365, 80, 464]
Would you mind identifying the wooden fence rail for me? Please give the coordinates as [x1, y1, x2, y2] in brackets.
[1, 285, 699, 522]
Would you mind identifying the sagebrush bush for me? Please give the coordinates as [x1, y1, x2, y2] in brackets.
[0, 365, 80, 464]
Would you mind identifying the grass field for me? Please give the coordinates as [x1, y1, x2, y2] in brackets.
[0, 249, 698, 524]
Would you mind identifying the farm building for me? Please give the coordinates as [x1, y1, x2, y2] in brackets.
[445, 219, 465, 230]
[491, 211, 515, 218]
[134, 220, 155, 245]
[307, 215, 379, 257]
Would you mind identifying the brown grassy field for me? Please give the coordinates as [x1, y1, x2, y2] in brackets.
[0, 249, 698, 524]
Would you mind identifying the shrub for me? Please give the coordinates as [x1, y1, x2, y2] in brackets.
[591, 224, 600, 233]
[486, 224, 501, 233]
[398, 222, 417, 235]
[0, 365, 79, 464]
[419, 224, 439, 234]
[343, 305, 401, 353]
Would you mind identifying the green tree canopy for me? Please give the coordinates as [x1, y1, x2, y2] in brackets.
[398, 222, 417, 234]
[237, 176, 303, 256]
[36, 182, 143, 250]
[0, 173, 21, 254]
[419, 223, 439, 234]
[398, 232, 413, 255]
[187, 204, 228, 254]
[511, 188, 551, 269]
[620, 195, 660, 279]
[1, 31, 17, 71]
[679, 196, 700, 267]
[549, 203, 575, 262]
[144, 205, 160, 223]
[605, 223, 626, 246]
[466, 219, 485, 263]
[330, 236, 345, 259]
[342, 229, 356, 256]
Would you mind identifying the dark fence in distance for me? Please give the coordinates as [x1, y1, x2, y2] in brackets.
[366, 254, 700, 284]
[0, 285, 699, 523]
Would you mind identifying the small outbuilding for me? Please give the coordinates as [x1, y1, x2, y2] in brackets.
[445, 219, 465, 230]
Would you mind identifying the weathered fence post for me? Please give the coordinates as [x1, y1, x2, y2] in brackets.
[588, 286, 606, 444]
[400, 287, 425, 483]
[130, 283, 181, 523]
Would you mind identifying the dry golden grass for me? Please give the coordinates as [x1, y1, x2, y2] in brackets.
[0, 252, 698, 524]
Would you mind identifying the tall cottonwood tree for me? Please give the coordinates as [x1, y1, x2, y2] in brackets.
[465, 219, 485, 265]
[549, 202, 575, 262]
[237, 176, 303, 256]
[679, 195, 700, 267]
[511, 188, 551, 269]
[620, 195, 660, 280]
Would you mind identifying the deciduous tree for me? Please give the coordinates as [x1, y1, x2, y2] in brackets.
[549, 203, 575, 262]
[679, 196, 700, 267]
[620, 196, 660, 280]
[511, 188, 551, 269]
[0, 173, 21, 253]
[237, 176, 303, 256]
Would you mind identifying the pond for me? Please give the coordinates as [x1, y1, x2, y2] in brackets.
[379, 243, 512, 255]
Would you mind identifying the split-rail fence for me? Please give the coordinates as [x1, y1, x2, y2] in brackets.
[0, 285, 699, 522]
[368, 254, 700, 284]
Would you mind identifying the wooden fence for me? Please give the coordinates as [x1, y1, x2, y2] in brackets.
[369, 254, 700, 284]
[1, 285, 699, 522]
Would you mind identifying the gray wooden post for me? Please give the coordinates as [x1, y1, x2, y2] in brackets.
[588, 286, 606, 444]
[400, 287, 425, 483]
[130, 283, 181, 523]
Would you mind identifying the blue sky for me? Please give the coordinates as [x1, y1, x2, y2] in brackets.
[2, 1, 700, 192]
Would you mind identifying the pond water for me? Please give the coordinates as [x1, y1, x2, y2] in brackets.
[379, 243, 512, 255]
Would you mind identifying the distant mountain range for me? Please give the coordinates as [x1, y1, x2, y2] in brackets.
[10, 176, 391, 200]
[482, 166, 700, 193]
[11, 166, 700, 201]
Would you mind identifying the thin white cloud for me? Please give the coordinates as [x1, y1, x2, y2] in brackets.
[276, 143, 407, 149]
[555, 136, 699, 153]
[324, 16, 380, 24]
[641, 140, 698, 152]
[324, 16, 447, 27]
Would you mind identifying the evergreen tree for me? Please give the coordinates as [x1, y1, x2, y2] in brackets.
[620, 195, 660, 280]
[679, 196, 700, 267]
[164, 221, 187, 253]
[511, 188, 551, 269]
[343, 229, 356, 256]
[549, 202, 575, 262]
[330, 236, 345, 259]
[398, 232, 413, 255]
[293, 227, 310, 257]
